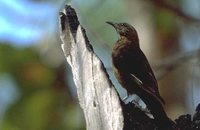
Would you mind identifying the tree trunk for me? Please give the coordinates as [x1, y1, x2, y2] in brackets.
[59, 5, 123, 130]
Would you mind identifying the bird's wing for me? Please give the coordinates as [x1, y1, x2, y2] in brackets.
[130, 74, 143, 86]
[128, 48, 165, 104]
[130, 73, 165, 104]
[112, 42, 165, 104]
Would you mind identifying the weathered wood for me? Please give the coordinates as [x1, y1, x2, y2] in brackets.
[59, 5, 123, 130]
[59, 4, 200, 130]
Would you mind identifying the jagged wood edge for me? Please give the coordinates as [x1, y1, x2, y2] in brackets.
[59, 5, 124, 130]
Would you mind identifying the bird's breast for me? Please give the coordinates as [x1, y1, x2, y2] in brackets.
[112, 41, 135, 71]
[112, 66, 126, 86]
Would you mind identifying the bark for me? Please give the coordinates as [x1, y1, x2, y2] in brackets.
[59, 5, 123, 130]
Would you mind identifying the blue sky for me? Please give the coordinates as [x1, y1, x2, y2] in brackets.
[0, 0, 63, 46]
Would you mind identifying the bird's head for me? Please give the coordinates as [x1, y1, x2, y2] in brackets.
[106, 21, 139, 43]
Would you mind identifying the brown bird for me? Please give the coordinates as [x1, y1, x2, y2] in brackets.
[106, 21, 165, 105]
[106, 22, 174, 129]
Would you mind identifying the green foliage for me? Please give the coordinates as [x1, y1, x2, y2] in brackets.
[0, 43, 85, 130]
[153, 9, 178, 33]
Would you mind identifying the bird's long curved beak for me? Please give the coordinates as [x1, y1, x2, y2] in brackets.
[106, 21, 117, 28]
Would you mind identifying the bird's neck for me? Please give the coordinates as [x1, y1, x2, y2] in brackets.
[120, 35, 140, 48]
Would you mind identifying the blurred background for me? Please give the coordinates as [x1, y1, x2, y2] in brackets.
[0, 0, 200, 129]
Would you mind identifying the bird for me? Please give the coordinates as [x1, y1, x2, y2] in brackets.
[106, 21, 174, 129]
[106, 21, 165, 105]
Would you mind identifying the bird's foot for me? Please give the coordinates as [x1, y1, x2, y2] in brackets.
[131, 100, 142, 109]
[122, 94, 134, 103]
[122, 94, 140, 104]
[131, 100, 151, 115]
[141, 107, 151, 115]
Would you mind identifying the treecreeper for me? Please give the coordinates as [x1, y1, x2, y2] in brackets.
[106, 21, 174, 129]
